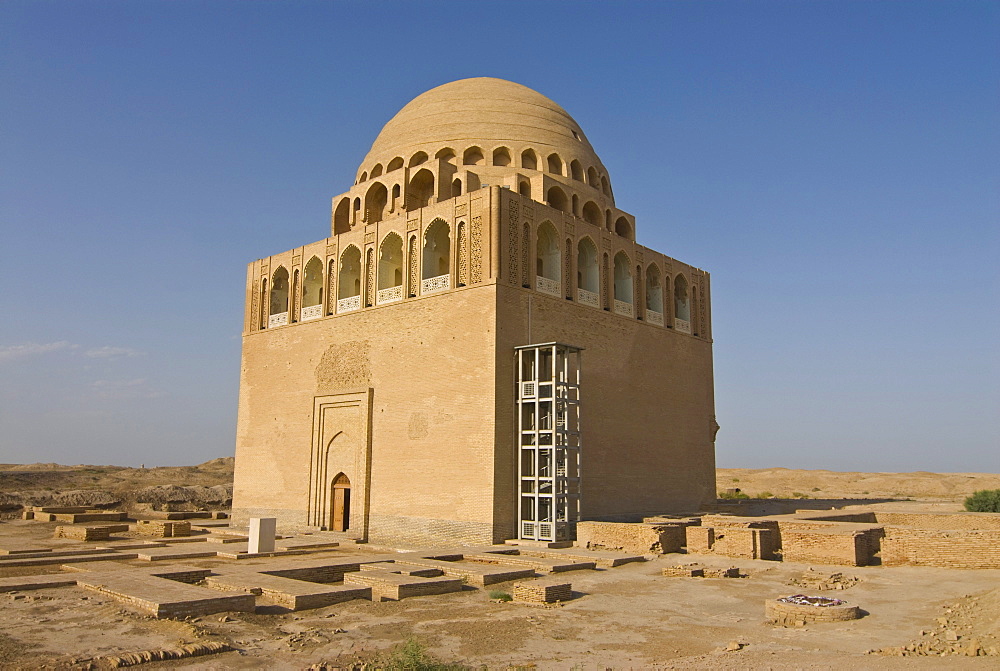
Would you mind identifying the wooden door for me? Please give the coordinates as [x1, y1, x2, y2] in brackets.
[331, 473, 351, 532]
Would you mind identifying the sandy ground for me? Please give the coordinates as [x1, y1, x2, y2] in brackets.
[0, 466, 997, 669]
[0, 520, 998, 670]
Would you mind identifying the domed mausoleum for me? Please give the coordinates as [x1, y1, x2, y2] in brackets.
[232, 78, 717, 545]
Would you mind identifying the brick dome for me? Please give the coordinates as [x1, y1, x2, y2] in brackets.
[356, 78, 612, 202]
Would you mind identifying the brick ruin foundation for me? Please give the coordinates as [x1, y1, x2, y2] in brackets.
[578, 510, 1000, 568]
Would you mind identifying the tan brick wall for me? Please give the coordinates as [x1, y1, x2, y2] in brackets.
[686, 526, 714, 553]
[233, 286, 499, 545]
[780, 528, 882, 566]
[495, 283, 716, 523]
[712, 527, 779, 560]
[576, 521, 688, 554]
[805, 511, 1000, 530]
[875, 512, 1000, 530]
[881, 528, 1000, 568]
[234, 187, 717, 546]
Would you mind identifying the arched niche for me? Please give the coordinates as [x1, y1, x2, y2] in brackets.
[463, 146, 484, 166]
[407, 169, 434, 210]
[333, 198, 351, 235]
[615, 216, 633, 240]
[546, 186, 568, 214]
[547, 153, 563, 175]
[521, 148, 537, 170]
[493, 147, 511, 167]
[435, 147, 456, 164]
[582, 201, 602, 228]
[365, 182, 388, 224]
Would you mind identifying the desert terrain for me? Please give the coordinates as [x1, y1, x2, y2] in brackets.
[0, 461, 997, 669]
[716, 467, 1000, 503]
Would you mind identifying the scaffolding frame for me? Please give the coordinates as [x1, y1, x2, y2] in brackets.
[515, 343, 582, 542]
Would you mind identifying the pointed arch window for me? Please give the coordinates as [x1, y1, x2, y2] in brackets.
[377, 233, 404, 304]
[613, 253, 634, 317]
[337, 246, 362, 312]
[644, 263, 664, 326]
[576, 238, 599, 308]
[268, 267, 290, 327]
[674, 274, 691, 333]
[421, 220, 450, 293]
[535, 222, 561, 297]
[299, 257, 324, 321]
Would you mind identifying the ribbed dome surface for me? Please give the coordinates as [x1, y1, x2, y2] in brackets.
[359, 77, 608, 179]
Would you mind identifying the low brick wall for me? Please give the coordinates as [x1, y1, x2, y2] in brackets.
[713, 527, 778, 560]
[700, 515, 779, 530]
[576, 521, 687, 554]
[780, 528, 882, 566]
[875, 512, 1000, 530]
[145, 511, 214, 520]
[797, 512, 878, 524]
[881, 528, 1000, 568]
[343, 572, 463, 601]
[684, 523, 778, 560]
[264, 562, 362, 584]
[51, 511, 127, 523]
[53, 526, 112, 541]
[685, 526, 713, 553]
[804, 511, 1000, 530]
[513, 580, 572, 603]
[136, 520, 192, 537]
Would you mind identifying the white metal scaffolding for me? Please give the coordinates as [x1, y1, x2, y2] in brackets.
[515, 343, 582, 542]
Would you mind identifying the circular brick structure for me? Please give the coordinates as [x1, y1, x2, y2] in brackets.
[765, 595, 861, 625]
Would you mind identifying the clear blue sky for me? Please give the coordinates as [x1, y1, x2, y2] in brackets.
[1, 1, 997, 472]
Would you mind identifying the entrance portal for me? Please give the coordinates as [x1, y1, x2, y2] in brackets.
[331, 473, 351, 532]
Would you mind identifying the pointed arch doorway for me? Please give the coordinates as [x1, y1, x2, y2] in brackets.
[309, 391, 372, 539]
[331, 473, 351, 532]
